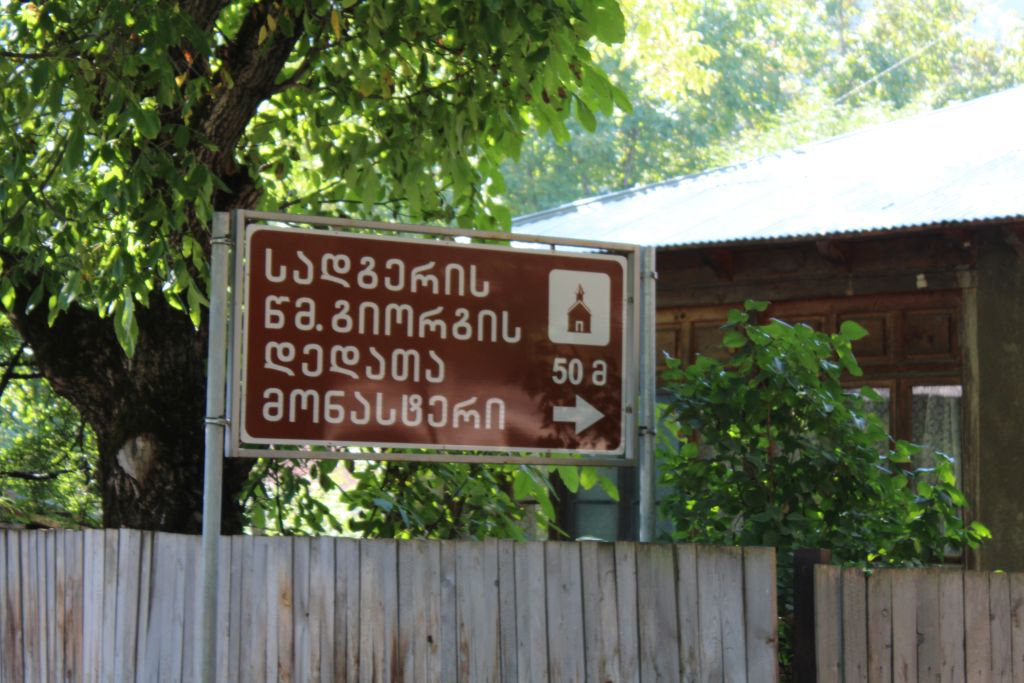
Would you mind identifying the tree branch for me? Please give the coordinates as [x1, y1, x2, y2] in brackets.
[0, 343, 27, 400]
[195, 0, 306, 186]
[0, 469, 72, 482]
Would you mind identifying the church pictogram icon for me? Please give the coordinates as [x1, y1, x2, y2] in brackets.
[567, 284, 592, 333]
[548, 270, 611, 347]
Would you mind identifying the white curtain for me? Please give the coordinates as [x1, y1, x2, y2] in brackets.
[911, 385, 963, 484]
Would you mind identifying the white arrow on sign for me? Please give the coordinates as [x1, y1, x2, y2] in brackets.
[553, 395, 605, 433]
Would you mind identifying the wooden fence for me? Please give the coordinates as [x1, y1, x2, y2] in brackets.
[0, 529, 777, 682]
[814, 565, 1024, 682]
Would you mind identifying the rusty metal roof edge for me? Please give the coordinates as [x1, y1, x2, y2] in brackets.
[653, 214, 1024, 251]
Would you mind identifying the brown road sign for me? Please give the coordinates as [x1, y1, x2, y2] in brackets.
[239, 224, 627, 454]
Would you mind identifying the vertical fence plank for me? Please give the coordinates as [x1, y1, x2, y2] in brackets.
[0, 531, 7, 683]
[581, 542, 621, 683]
[696, 544, 729, 683]
[360, 539, 398, 683]
[514, 541, 548, 683]
[263, 538, 281, 682]
[56, 532, 72, 683]
[292, 537, 311, 683]
[52, 532, 67, 683]
[214, 532, 232, 683]
[1010, 573, 1024, 682]
[168, 534, 190, 683]
[497, 540, 517, 683]
[273, 537, 295, 683]
[398, 540, 442, 683]
[132, 532, 153, 683]
[615, 542, 641, 683]
[226, 536, 244, 683]
[335, 538, 360, 683]
[890, 569, 918, 683]
[1, 532, 23, 683]
[544, 542, 586, 683]
[719, 546, 749, 682]
[439, 540, 458, 683]
[247, 537, 270, 683]
[278, 540, 299, 683]
[182, 534, 202, 683]
[458, 541, 501, 683]
[988, 572, 1012, 683]
[100, 530, 120, 683]
[964, 571, 991, 682]
[62, 532, 83, 683]
[36, 532, 51, 683]
[814, 565, 842, 683]
[43, 532, 55, 683]
[21, 532, 40, 683]
[236, 536, 256, 683]
[0, 530, 6, 683]
[938, 570, 965, 683]
[147, 533, 176, 683]
[867, 568, 893, 683]
[842, 567, 869, 683]
[916, 569, 942, 683]
[82, 528, 105, 683]
[676, 544, 701, 683]
[699, 546, 750, 682]
[309, 535, 335, 683]
[698, 545, 725, 683]
[638, 543, 681, 683]
[743, 547, 777, 683]
[113, 530, 142, 683]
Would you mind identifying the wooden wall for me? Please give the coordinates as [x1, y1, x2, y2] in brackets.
[814, 565, 1024, 682]
[0, 529, 777, 683]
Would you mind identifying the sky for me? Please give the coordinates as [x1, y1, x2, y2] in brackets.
[974, 0, 1024, 42]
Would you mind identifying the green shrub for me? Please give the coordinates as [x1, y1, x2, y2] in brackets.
[657, 300, 988, 565]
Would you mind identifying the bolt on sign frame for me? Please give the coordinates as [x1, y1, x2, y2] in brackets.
[199, 210, 657, 682]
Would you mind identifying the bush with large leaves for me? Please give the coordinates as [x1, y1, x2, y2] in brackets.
[657, 300, 989, 565]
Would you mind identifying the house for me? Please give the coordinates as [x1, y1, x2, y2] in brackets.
[567, 284, 592, 333]
[513, 85, 1024, 571]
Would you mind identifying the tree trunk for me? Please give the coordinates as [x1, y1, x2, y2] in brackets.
[10, 293, 250, 532]
[2, 2, 305, 533]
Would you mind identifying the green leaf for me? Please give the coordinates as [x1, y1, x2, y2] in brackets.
[839, 320, 870, 341]
[575, 97, 597, 132]
[722, 330, 747, 349]
[513, 469, 535, 500]
[580, 1, 626, 44]
[0, 279, 15, 311]
[726, 308, 748, 325]
[556, 466, 579, 493]
[64, 122, 85, 173]
[597, 475, 620, 502]
[135, 109, 160, 139]
[579, 466, 598, 490]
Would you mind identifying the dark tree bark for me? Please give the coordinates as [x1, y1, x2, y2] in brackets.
[5, 0, 305, 533]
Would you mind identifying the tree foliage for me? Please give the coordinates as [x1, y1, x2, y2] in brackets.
[657, 301, 990, 566]
[501, 0, 1024, 215]
[0, 318, 100, 527]
[235, 456, 616, 540]
[0, 0, 629, 531]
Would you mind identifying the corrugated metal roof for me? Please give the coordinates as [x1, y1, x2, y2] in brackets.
[512, 85, 1024, 248]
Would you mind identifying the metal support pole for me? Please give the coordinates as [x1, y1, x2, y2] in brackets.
[637, 246, 657, 542]
[199, 211, 231, 682]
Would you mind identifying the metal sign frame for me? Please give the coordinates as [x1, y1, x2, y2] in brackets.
[225, 209, 647, 467]
[199, 210, 657, 682]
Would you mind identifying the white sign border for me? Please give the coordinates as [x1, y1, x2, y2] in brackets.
[227, 210, 644, 465]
